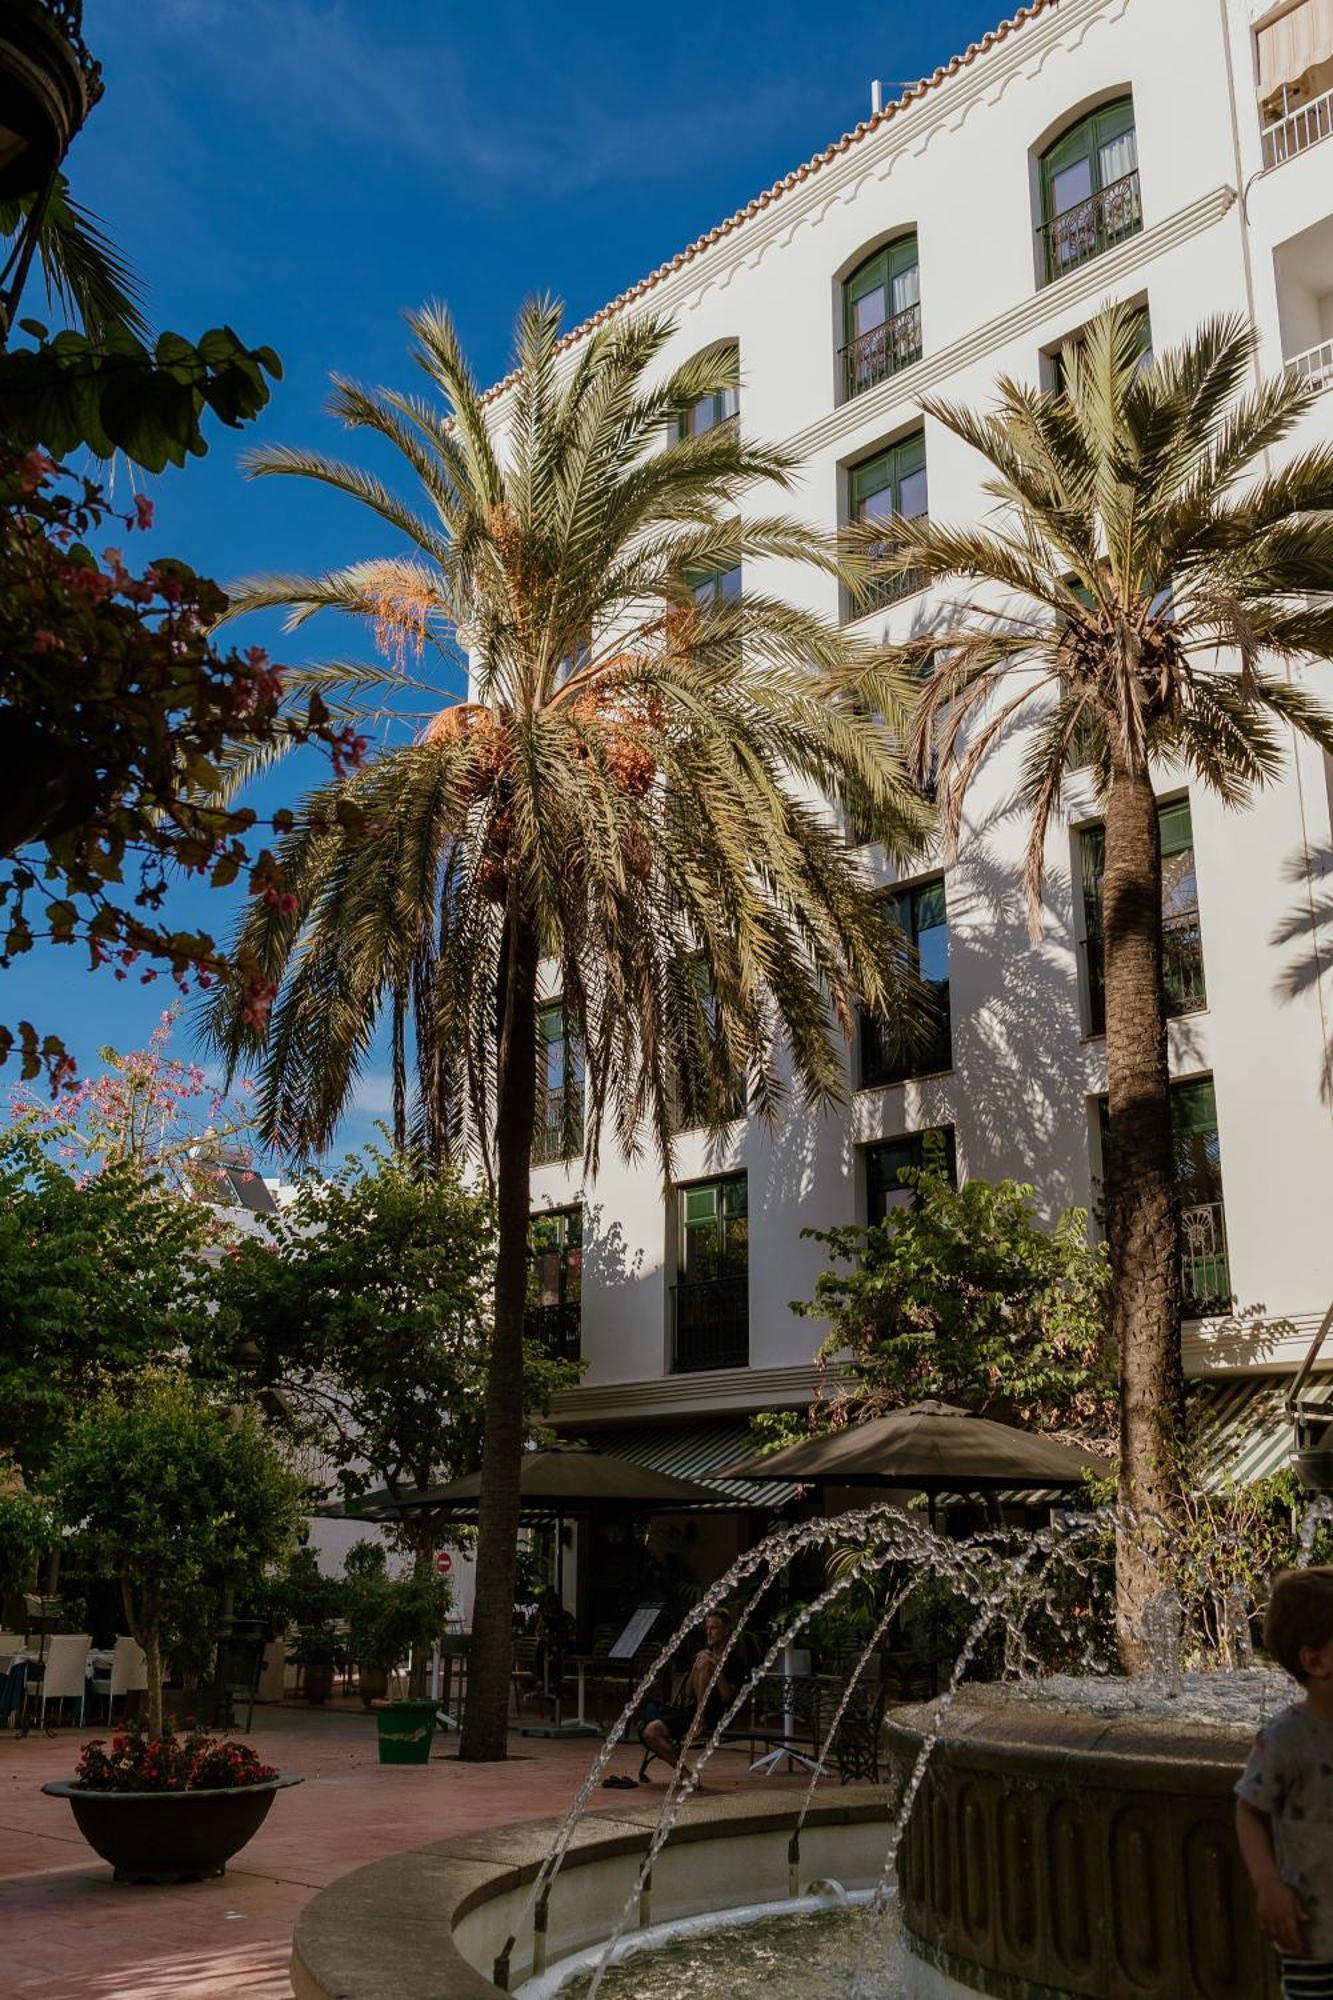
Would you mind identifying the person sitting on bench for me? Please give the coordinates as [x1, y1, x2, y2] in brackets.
[638, 1609, 735, 1782]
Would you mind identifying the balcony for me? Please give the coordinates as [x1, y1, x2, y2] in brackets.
[1286, 337, 1333, 395]
[839, 301, 922, 403]
[525, 1300, 581, 1363]
[533, 1097, 584, 1166]
[850, 515, 929, 620]
[1181, 1200, 1230, 1317]
[1037, 170, 1142, 285]
[670, 1274, 748, 1373]
[1082, 909, 1205, 1036]
[859, 998, 952, 1089]
[1262, 84, 1333, 168]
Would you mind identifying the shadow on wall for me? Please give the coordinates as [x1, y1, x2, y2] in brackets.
[1270, 842, 1333, 1103]
[944, 814, 1092, 1216]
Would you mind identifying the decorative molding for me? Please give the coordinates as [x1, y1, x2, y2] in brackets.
[780, 185, 1239, 471]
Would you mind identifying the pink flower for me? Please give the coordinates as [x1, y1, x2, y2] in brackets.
[133, 493, 154, 531]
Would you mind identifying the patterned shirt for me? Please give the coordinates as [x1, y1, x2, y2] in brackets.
[1237, 1703, 1333, 1960]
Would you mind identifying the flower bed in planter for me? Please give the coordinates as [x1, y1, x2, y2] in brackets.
[42, 1722, 302, 1882]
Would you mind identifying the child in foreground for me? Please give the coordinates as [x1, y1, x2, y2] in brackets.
[1236, 1566, 1333, 1999]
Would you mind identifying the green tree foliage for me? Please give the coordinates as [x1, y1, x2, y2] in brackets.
[51, 1369, 304, 1736]
[212, 1144, 573, 1514]
[206, 297, 930, 1757]
[0, 1127, 217, 1479]
[0, 451, 361, 1083]
[0, 1485, 52, 1601]
[794, 1157, 1114, 1440]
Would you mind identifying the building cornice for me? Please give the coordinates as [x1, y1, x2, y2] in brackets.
[481, 0, 1131, 406]
[549, 1362, 825, 1429]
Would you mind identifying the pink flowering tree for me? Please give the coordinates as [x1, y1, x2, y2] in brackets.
[8, 1006, 258, 1196]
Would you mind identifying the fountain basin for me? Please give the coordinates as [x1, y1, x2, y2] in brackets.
[290, 1792, 896, 2000]
[887, 1685, 1281, 2000]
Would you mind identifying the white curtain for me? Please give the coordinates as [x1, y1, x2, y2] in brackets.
[1256, 0, 1333, 94]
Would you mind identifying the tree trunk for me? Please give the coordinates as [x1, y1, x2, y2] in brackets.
[408, 1524, 436, 1699]
[1102, 761, 1185, 1669]
[458, 908, 539, 1761]
[125, 1579, 165, 1738]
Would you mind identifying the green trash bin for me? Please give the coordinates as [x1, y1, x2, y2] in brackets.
[375, 1699, 437, 1765]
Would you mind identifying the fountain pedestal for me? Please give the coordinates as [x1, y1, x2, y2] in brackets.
[886, 1686, 1280, 2000]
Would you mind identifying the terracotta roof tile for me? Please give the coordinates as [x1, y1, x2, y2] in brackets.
[478, 0, 1056, 406]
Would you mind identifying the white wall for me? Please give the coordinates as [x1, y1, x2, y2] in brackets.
[507, 0, 1333, 1422]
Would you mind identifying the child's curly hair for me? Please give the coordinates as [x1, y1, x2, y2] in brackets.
[1264, 1566, 1333, 1682]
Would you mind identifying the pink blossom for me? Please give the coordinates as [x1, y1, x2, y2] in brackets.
[133, 494, 154, 531]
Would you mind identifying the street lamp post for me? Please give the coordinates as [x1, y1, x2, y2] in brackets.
[0, 0, 102, 343]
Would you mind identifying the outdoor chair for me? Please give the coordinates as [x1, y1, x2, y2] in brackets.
[90, 1636, 148, 1722]
[27, 1634, 92, 1729]
[216, 1631, 267, 1731]
[828, 1675, 889, 1784]
[746, 1670, 832, 1777]
[510, 1636, 541, 1715]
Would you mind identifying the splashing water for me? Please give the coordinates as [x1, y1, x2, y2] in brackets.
[497, 1489, 1330, 1996]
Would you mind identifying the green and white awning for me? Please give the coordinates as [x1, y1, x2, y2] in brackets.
[1189, 1374, 1333, 1488]
[594, 1421, 801, 1510]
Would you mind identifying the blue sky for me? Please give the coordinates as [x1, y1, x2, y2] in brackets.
[10, 0, 1004, 1155]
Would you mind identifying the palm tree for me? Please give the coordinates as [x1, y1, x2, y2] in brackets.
[865, 305, 1333, 1660]
[209, 297, 931, 1758]
[0, 172, 148, 338]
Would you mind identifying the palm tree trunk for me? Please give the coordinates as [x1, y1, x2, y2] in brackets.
[459, 907, 539, 1761]
[1101, 760, 1184, 1669]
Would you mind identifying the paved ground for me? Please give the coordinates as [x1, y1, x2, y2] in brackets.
[0, 1700, 777, 1998]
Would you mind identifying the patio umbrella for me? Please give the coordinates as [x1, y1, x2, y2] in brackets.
[723, 1399, 1106, 1529]
[330, 1447, 738, 1737]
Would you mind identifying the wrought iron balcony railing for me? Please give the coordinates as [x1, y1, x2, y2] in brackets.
[859, 996, 952, 1088]
[524, 1300, 582, 1363]
[1262, 84, 1333, 168]
[1285, 337, 1333, 396]
[533, 1095, 584, 1165]
[1180, 1200, 1230, 1317]
[847, 515, 929, 621]
[1037, 170, 1142, 285]
[1082, 909, 1206, 1036]
[840, 300, 923, 402]
[670, 1273, 749, 1374]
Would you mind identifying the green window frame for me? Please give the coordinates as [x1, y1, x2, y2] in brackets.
[672, 956, 746, 1131]
[861, 876, 951, 1087]
[1050, 306, 1152, 395]
[847, 432, 928, 617]
[526, 1206, 583, 1361]
[674, 1174, 748, 1373]
[688, 564, 742, 608]
[841, 235, 922, 398]
[534, 1000, 584, 1164]
[866, 1125, 956, 1224]
[1039, 97, 1141, 283]
[1079, 797, 1205, 1035]
[675, 349, 740, 441]
[1097, 1077, 1229, 1315]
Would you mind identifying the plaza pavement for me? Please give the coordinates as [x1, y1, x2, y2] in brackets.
[0, 1699, 785, 1998]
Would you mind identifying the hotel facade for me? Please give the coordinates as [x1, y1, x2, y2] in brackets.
[500, 0, 1333, 1529]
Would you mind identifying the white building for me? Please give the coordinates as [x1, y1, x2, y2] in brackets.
[509, 0, 1333, 1531]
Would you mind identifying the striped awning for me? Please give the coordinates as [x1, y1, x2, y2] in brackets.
[593, 1421, 802, 1510]
[1189, 1374, 1333, 1488]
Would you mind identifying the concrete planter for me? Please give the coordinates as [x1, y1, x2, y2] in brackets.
[42, 1774, 302, 1882]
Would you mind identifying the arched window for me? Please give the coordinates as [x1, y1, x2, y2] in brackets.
[1038, 97, 1141, 284]
[840, 234, 921, 401]
[674, 344, 740, 439]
